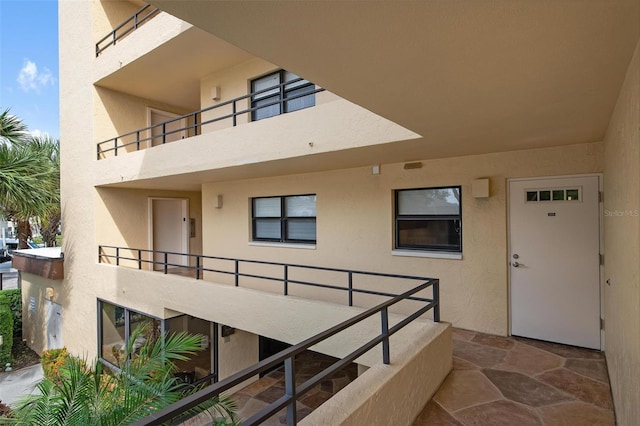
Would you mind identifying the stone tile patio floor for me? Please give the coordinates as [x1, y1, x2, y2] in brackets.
[414, 328, 615, 426]
[228, 328, 614, 425]
[231, 350, 357, 425]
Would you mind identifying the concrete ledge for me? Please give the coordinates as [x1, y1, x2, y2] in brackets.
[301, 323, 452, 426]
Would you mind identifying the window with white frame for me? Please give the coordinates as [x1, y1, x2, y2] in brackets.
[252, 194, 316, 244]
[395, 186, 462, 252]
[251, 70, 316, 121]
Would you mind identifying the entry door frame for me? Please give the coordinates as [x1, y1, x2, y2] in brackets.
[148, 197, 190, 270]
[507, 173, 604, 349]
[147, 107, 187, 148]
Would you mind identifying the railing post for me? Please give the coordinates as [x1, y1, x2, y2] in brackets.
[136, 130, 140, 151]
[116, 247, 120, 266]
[284, 265, 289, 296]
[162, 123, 166, 144]
[433, 280, 440, 322]
[114, 138, 118, 157]
[232, 101, 237, 127]
[196, 256, 201, 280]
[213, 322, 219, 383]
[381, 307, 390, 365]
[138, 249, 142, 270]
[164, 252, 168, 274]
[234, 260, 239, 286]
[284, 357, 297, 426]
[97, 144, 100, 160]
[194, 112, 199, 136]
[348, 272, 353, 306]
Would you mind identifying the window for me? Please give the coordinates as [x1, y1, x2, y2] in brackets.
[252, 194, 316, 244]
[251, 70, 316, 121]
[395, 187, 462, 252]
[98, 300, 163, 367]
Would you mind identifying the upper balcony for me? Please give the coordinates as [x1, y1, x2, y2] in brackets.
[96, 75, 326, 159]
[93, 69, 419, 191]
[95, 3, 160, 57]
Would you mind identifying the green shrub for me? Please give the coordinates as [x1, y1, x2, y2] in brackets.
[0, 301, 13, 366]
[0, 289, 22, 341]
[41, 347, 70, 383]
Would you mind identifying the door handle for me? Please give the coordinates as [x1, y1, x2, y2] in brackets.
[512, 261, 520, 267]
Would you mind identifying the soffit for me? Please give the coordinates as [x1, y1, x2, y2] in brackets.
[150, 0, 639, 158]
[95, 26, 253, 110]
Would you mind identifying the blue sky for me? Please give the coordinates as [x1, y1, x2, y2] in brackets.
[0, 0, 59, 139]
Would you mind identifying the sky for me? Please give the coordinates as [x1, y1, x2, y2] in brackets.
[0, 0, 59, 139]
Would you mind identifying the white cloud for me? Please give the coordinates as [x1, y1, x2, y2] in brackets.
[17, 59, 55, 92]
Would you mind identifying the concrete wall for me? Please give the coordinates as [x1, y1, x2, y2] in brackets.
[303, 324, 452, 426]
[202, 142, 602, 335]
[603, 39, 640, 426]
[95, 87, 194, 157]
[95, 187, 202, 267]
[21, 274, 64, 355]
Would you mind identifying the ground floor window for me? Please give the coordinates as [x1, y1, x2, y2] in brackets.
[98, 300, 163, 367]
[252, 194, 316, 244]
[395, 186, 462, 252]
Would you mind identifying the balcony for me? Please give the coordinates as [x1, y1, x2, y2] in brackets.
[98, 245, 448, 425]
[96, 78, 325, 159]
[95, 4, 160, 57]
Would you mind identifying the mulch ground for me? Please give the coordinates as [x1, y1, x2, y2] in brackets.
[9, 340, 40, 370]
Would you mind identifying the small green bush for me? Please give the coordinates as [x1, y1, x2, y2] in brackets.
[0, 300, 13, 366]
[41, 347, 70, 383]
[0, 289, 22, 341]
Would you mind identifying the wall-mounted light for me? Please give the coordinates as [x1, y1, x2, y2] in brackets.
[215, 194, 223, 209]
[372, 165, 380, 175]
[46, 287, 55, 300]
[471, 178, 490, 198]
[211, 86, 221, 101]
[221, 325, 235, 337]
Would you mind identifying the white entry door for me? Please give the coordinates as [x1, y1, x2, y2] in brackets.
[150, 198, 189, 270]
[46, 301, 63, 350]
[149, 108, 186, 147]
[509, 175, 601, 349]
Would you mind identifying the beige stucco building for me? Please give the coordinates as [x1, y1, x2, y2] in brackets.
[19, 0, 640, 424]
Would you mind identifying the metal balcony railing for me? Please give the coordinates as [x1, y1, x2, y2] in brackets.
[96, 4, 160, 57]
[98, 245, 440, 425]
[96, 79, 325, 159]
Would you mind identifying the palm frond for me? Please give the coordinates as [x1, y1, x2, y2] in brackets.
[0, 108, 28, 146]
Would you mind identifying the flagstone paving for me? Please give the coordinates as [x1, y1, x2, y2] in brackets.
[414, 329, 615, 426]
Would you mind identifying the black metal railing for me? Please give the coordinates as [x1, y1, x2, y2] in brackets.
[99, 249, 439, 425]
[96, 4, 160, 57]
[96, 80, 325, 159]
[98, 245, 439, 314]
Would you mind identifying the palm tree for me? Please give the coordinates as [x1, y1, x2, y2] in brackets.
[0, 109, 60, 248]
[2, 326, 239, 425]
